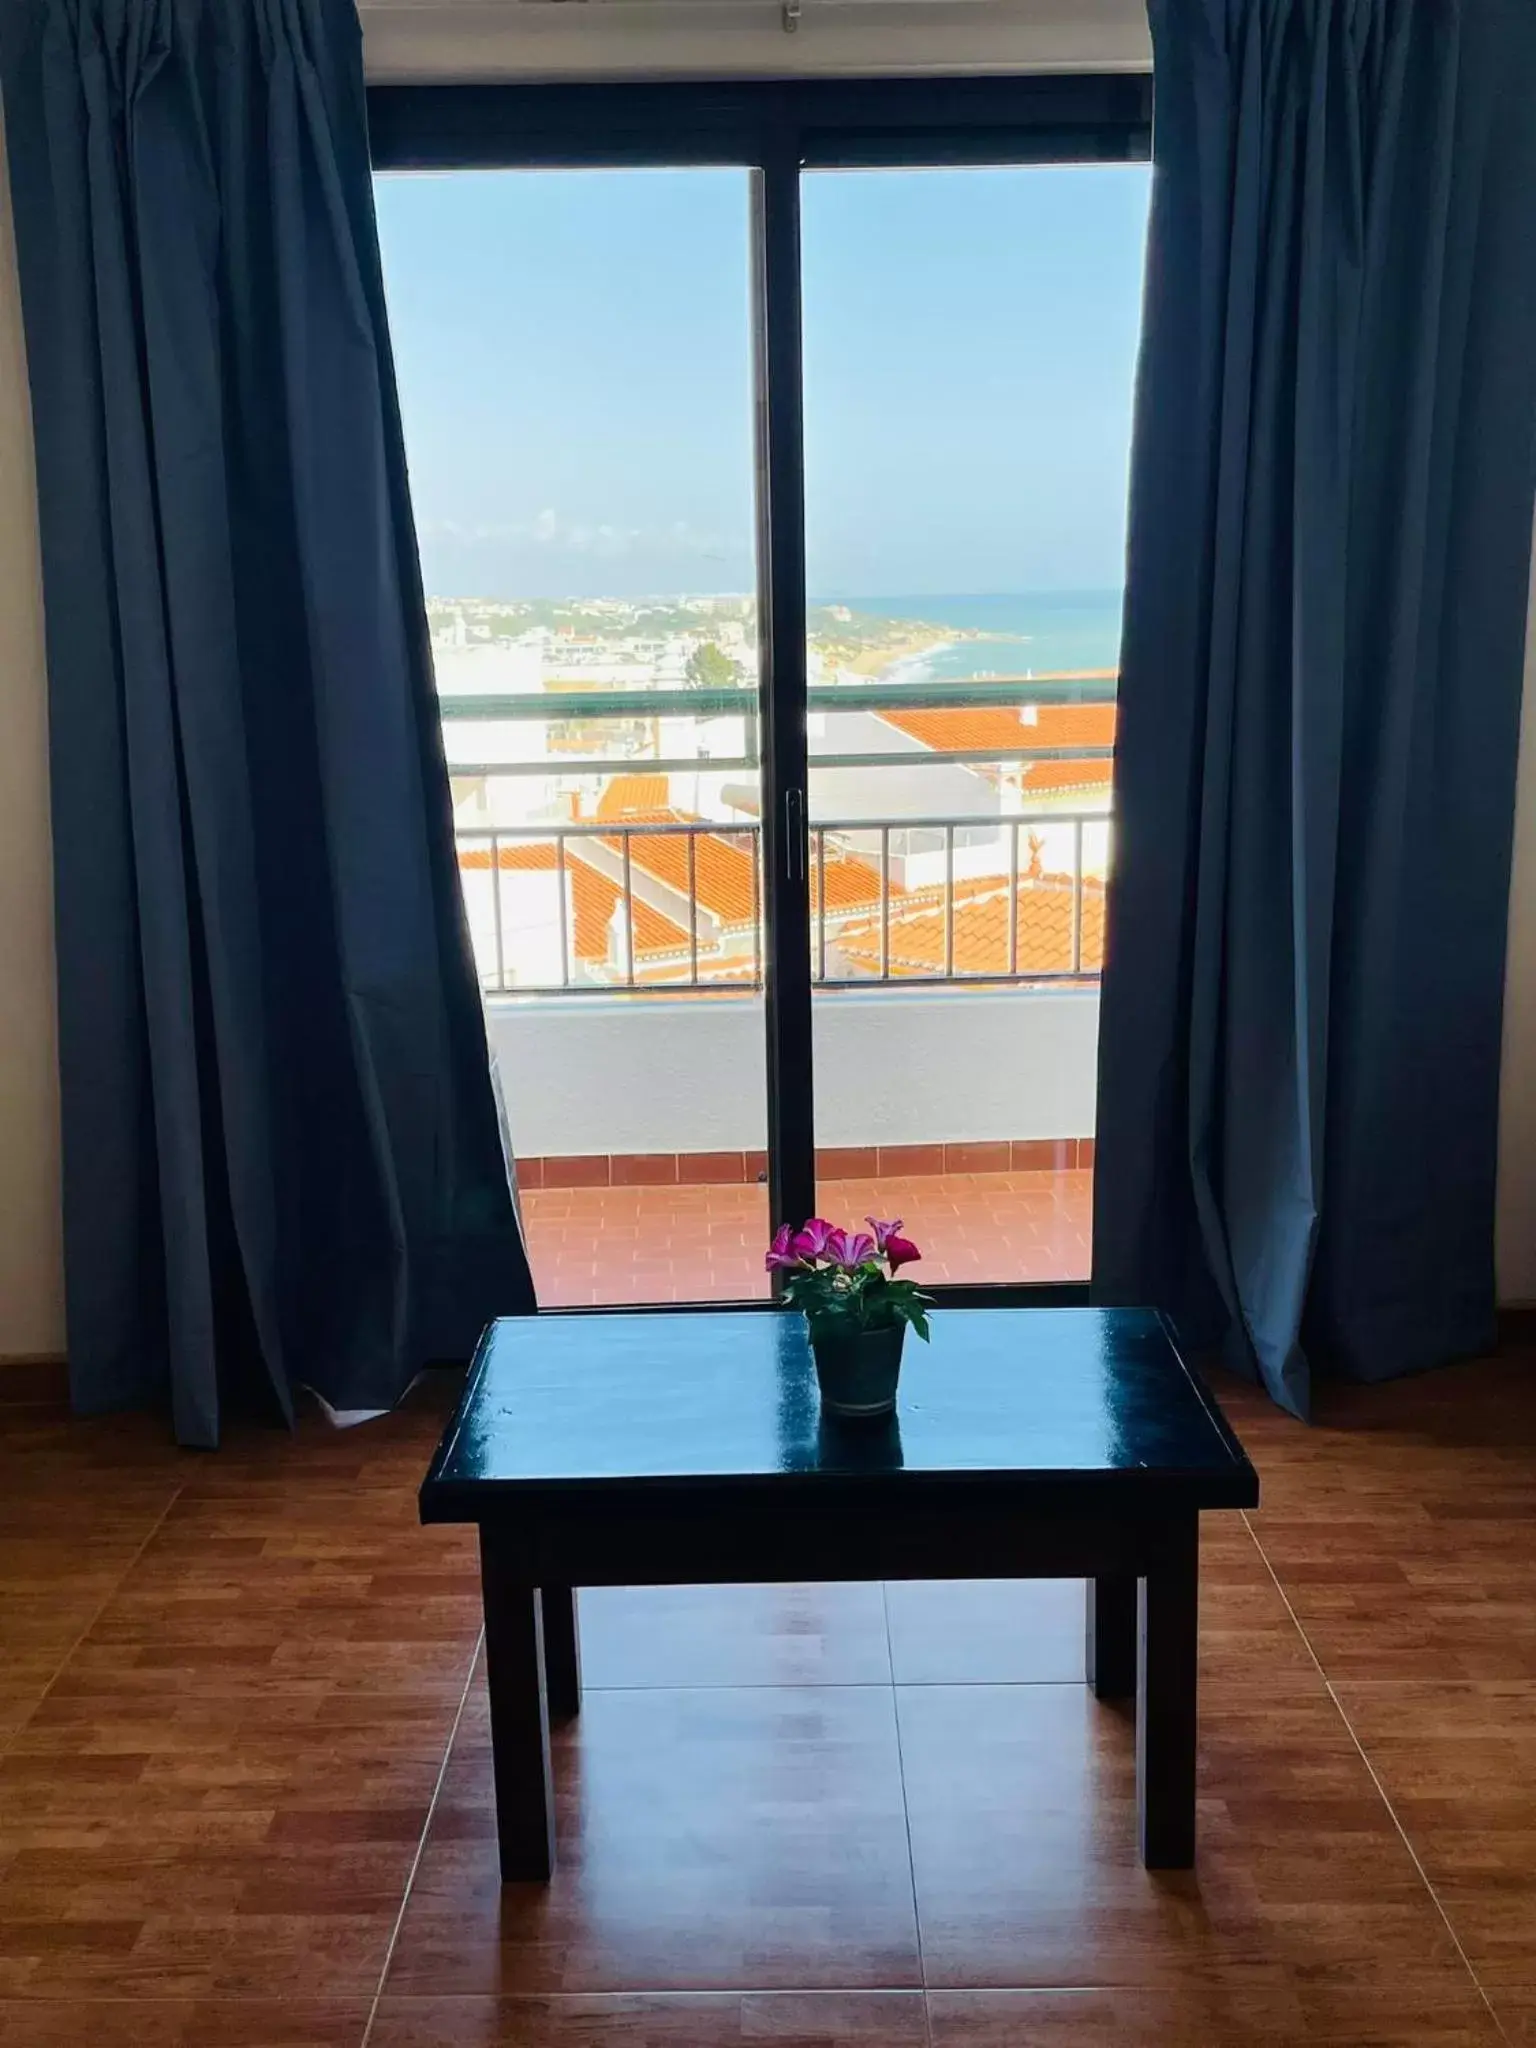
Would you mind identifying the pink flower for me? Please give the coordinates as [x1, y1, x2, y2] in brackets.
[826, 1227, 877, 1268]
[865, 1216, 904, 1253]
[883, 1232, 921, 1271]
[765, 1224, 802, 1273]
[792, 1218, 837, 1261]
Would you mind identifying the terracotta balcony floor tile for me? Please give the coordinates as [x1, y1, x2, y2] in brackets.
[520, 1170, 1091, 1306]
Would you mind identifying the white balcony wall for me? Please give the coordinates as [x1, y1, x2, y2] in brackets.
[489, 986, 1098, 1158]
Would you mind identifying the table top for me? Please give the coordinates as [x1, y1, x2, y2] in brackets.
[420, 1307, 1258, 1519]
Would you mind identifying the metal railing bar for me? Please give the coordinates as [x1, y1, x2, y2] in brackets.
[438, 677, 1116, 722]
[797, 810, 1104, 833]
[556, 834, 571, 990]
[750, 828, 762, 986]
[1072, 816, 1085, 976]
[453, 809, 1102, 843]
[480, 979, 765, 998]
[816, 828, 827, 985]
[456, 819, 758, 841]
[1008, 820, 1019, 977]
[687, 833, 699, 987]
[622, 832, 636, 988]
[446, 755, 757, 778]
[944, 824, 956, 979]
[490, 832, 506, 993]
[440, 689, 755, 720]
[880, 825, 891, 982]
[474, 969, 1096, 998]
[807, 745, 1112, 768]
[446, 745, 1109, 772]
[818, 969, 1096, 990]
[809, 678, 1116, 713]
[446, 743, 1108, 780]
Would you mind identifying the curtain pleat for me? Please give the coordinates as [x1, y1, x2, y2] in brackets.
[0, 0, 536, 1447]
[1092, 0, 1536, 1417]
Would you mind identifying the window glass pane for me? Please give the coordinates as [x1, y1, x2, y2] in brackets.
[377, 168, 771, 1305]
[801, 164, 1150, 1285]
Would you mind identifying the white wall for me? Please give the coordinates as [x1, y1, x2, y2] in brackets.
[1496, 535, 1536, 1302]
[0, 101, 65, 1360]
[359, 0, 1153, 86]
[815, 988, 1097, 1148]
[489, 986, 1099, 1157]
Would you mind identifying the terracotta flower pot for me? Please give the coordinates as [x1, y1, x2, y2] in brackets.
[808, 1320, 905, 1419]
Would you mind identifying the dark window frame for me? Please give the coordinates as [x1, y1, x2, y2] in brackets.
[367, 76, 1152, 174]
[368, 74, 1150, 1311]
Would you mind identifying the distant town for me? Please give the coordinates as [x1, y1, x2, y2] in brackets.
[424, 593, 982, 693]
[427, 593, 1115, 995]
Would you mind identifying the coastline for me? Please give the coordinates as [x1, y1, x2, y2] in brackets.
[874, 637, 961, 685]
[871, 628, 1037, 687]
[843, 628, 956, 678]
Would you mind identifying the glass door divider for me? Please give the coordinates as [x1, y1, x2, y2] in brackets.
[753, 141, 816, 1244]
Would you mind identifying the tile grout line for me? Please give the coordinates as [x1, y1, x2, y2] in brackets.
[361, 1623, 485, 2048]
[1240, 1511, 1512, 2046]
[0, 1480, 185, 1763]
[1321, 1685, 1514, 2048]
[881, 1582, 934, 2048]
[1237, 1510, 1329, 1684]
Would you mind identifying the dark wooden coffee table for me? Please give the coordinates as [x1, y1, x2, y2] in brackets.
[420, 1306, 1258, 1881]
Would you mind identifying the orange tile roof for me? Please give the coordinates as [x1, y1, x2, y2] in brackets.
[1019, 758, 1114, 795]
[809, 842, 895, 915]
[572, 867, 688, 962]
[596, 774, 671, 821]
[875, 702, 1117, 757]
[458, 841, 558, 872]
[835, 875, 1106, 980]
[598, 812, 759, 926]
[600, 810, 890, 926]
[456, 840, 690, 963]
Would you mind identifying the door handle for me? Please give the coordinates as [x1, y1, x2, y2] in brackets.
[784, 788, 806, 883]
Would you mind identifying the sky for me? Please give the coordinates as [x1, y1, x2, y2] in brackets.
[373, 164, 1151, 604]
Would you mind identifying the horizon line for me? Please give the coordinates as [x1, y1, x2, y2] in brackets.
[425, 586, 1126, 607]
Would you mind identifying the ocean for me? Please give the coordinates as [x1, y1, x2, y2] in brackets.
[836, 590, 1125, 684]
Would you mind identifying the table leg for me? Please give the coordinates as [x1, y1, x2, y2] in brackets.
[1137, 1514, 1199, 1868]
[541, 1585, 582, 1722]
[478, 1529, 555, 1882]
[1086, 1574, 1137, 1699]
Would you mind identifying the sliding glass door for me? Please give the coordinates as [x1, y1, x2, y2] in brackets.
[376, 167, 776, 1305]
[369, 77, 1152, 1307]
[800, 164, 1148, 1284]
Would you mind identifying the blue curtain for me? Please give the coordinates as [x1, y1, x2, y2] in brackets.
[0, 0, 536, 1447]
[1093, 0, 1536, 1417]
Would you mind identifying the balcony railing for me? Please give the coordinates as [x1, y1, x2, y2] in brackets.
[456, 813, 1107, 997]
[445, 672, 1114, 998]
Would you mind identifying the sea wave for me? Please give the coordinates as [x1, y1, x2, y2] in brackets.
[879, 639, 960, 686]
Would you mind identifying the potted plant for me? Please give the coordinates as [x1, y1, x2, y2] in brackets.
[766, 1216, 932, 1418]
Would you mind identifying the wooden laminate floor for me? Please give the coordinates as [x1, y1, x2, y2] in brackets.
[2, 1349, 1535, 2046]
